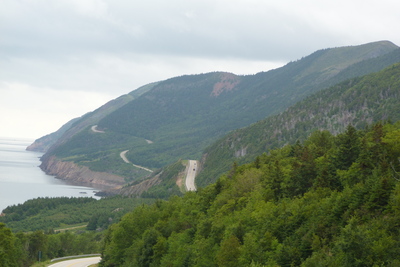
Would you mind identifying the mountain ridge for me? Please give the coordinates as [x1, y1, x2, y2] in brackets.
[33, 40, 400, 191]
[197, 62, 400, 186]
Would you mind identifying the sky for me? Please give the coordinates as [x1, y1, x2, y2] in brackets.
[1, 0, 399, 140]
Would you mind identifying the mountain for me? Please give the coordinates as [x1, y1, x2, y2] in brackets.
[36, 41, 400, 190]
[26, 117, 80, 152]
[198, 62, 400, 186]
[28, 82, 157, 153]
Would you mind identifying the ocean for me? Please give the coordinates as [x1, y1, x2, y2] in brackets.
[0, 137, 99, 212]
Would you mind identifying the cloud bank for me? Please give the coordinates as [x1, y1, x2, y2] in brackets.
[1, 0, 399, 138]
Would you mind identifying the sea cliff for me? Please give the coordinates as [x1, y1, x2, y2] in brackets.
[40, 156, 126, 189]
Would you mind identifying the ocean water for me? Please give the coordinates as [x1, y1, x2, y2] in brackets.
[0, 137, 99, 212]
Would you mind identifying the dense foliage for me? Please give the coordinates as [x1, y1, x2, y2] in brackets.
[100, 121, 400, 266]
[43, 42, 400, 185]
[0, 222, 101, 266]
[199, 62, 400, 187]
[7, 42, 398, 266]
[0, 196, 156, 266]
[0, 196, 154, 232]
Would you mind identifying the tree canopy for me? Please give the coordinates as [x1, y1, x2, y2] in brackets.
[100, 121, 400, 266]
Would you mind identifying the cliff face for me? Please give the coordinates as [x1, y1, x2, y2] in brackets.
[114, 175, 161, 197]
[40, 156, 126, 189]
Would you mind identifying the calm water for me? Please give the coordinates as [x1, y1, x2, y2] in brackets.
[0, 137, 99, 212]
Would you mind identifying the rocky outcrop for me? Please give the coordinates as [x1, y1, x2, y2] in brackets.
[98, 174, 162, 197]
[118, 175, 161, 196]
[40, 156, 126, 189]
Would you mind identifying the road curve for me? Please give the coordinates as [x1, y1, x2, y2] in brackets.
[185, 160, 197, 191]
[120, 150, 153, 173]
[91, 125, 105, 133]
[48, 256, 101, 267]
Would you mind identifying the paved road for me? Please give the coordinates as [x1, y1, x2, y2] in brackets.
[91, 125, 105, 133]
[120, 150, 153, 172]
[185, 160, 197, 191]
[48, 256, 101, 267]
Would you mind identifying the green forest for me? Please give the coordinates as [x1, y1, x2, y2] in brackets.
[99, 121, 400, 266]
[2, 43, 400, 266]
[0, 196, 154, 266]
[198, 62, 400, 187]
[2, 122, 400, 266]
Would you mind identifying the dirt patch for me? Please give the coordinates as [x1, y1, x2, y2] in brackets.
[176, 175, 183, 188]
[211, 73, 240, 97]
[116, 175, 162, 197]
[175, 162, 187, 192]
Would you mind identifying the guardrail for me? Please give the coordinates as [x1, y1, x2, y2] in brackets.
[50, 254, 101, 262]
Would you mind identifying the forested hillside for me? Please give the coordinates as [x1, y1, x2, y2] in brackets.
[100, 121, 400, 267]
[6, 41, 400, 267]
[38, 41, 400, 188]
[0, 196, 153, 232]
[198, 62, 400, 187]
[0, 196, 154, 266]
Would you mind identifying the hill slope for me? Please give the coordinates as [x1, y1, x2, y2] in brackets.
[28, 82, 156, 153]
[198, 62, 400, 186]
[100, 120, 400, 266]
[38, 41, 400, 188]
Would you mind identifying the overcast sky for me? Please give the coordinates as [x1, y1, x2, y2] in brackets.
[1, 0, 399, 140]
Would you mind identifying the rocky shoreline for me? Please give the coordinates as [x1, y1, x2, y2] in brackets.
[40, 156, 126, 190]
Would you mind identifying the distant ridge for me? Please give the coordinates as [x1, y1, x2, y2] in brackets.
[28, 82, 157, 153]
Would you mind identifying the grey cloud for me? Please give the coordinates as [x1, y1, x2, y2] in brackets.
[2, 0, 400, 139]
[1, 0, 399, 94]
[0, 0, 352, 62]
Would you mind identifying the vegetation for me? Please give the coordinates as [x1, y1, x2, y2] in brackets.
[100, 121, 400, 266]
[140, 160, 186, 199]
[3, 41, 399, 266]
[31, 81, 157, 154]
[0, 222, 101, 266]
[41, 42, 400, 185]
[0, 196, 154, 232]
[0, 196, 155, 266]
[198, 62, 400, 187]
[52, 129, 153, 182]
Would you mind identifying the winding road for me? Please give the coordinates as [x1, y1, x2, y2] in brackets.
[91, 125, 104, 133]
[48, 256, 101, 267]
[91, 125, 193, 188]
[185, 160, 197, 191]
[120, 150, 153, 173]
[91, 125, 153, 173]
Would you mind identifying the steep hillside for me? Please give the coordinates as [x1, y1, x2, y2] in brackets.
[26, 117, 80, 152]
[28, 82, 156, 153]
[100, 121, 400, 266]
[198, 63, 400, 186]
[38, 41, 400, 189]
